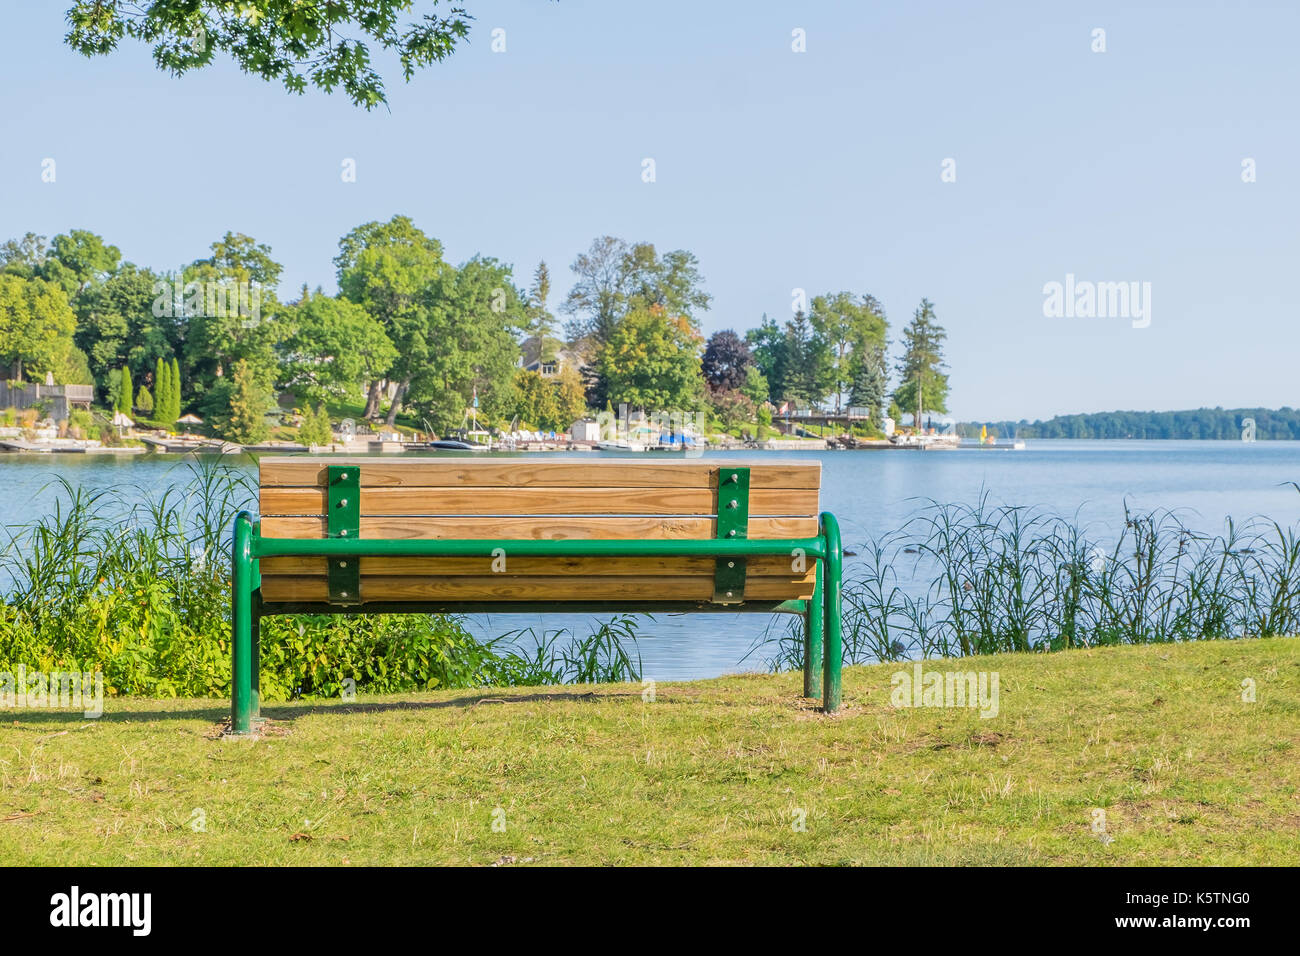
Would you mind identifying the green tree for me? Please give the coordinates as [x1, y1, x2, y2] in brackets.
[182, 233, 284, 422]
[135, 385, 153, 414]
[522, 260, 560, 365]
[892, 299, 949, 427]
[153, 356, 182, 430]
[562, 237, 711, 406]
[0, 274, 78, 381]
[709, 388, 756, 433]
[38, 230, 121, 299]
[740, 364, 769, 406]
[75, 263, 174, 400]
[849, 343, 889, 426]
[335, 216, 446, 421]
[810, 292, 887, 414]
[64, 0, 474, 109]
[598, 306, 704, 412]
[153, 357, 171, 428]
[563, 236, 712, 345]
[169, 357, 183, 423]
[553, 365, 588, 426]
[774, 310, 830, 408]
[745, 313, 784, 396]
[298, 403, 333, 447]
[57, 344, 94, 386]
[513, 370, 561, 430]
[405, 256, 524, 430]
[106, 366, 124, 412]
[0, 233, 50, 276]
[117, 366, 133, 414]
[282, 290, 397, 407]
[218, 358, 269, 444]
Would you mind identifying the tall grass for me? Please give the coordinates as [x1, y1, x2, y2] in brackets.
[764, 487, 1300, 670]
[0, 460, 640, 698]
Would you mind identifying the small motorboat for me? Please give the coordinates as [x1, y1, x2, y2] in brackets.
[595, 438, 647, 452]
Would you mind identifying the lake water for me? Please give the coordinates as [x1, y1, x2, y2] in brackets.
[6, 441, 1300, 680]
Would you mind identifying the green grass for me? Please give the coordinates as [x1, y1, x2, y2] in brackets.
[2, 637, 1297, 865]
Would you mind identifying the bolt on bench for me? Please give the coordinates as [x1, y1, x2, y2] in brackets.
[230, 457, 844, 733]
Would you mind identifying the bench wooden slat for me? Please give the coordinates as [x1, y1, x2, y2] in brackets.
[258, 573, 816, 603]
[258, 555, 810, 577]
[258, 457, 821, 490]
[258, 486, 818, 517]
[259, 514, 819, 540]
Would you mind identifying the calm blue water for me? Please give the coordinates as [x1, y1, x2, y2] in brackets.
[6, 441, 1300, 680]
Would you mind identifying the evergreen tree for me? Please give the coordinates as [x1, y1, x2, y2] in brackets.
[848, 344, 888, 426]
[153, 358, 168, 424]
[135, 385, 153, 414]
[523, 260, 559, 364]
[745, 313, 784, 398]
[154, 357, 176, 428]
[106, 367, 124, 412]
[776, 311, 829, 408]
[116, 366, 132, 414]
[169, 357, 182, 424]
[892, 299, 949, 426]
[299, 403, 333, 447]
[222, 359, 268, 444]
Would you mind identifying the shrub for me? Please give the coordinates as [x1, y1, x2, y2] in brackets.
[0, 461, 641, 698]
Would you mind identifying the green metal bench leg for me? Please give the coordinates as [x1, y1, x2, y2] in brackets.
[251, 544, 263, 721]
[231, 511, 255, 734]
[804, 560, 823, 699]
[250, 599, 261, 720]
[820, 512, 843, 712]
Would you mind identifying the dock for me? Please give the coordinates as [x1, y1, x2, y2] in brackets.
[0, 439, 48, 452]
[0, 439, 146, 454]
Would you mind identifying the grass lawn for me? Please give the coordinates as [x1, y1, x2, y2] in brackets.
[2, 637, 1297, 865]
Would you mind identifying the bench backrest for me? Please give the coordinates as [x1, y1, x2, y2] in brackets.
[256, 457, 821, 605]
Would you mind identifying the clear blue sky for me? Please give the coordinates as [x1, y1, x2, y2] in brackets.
[2, 1, 1296, 421]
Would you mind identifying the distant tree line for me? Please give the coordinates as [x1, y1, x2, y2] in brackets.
[959, 408, 1300, 440]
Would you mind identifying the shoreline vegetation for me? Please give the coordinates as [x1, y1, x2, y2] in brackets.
[960, 406, 1300, 441]
[2, 461, 1298, 702]
[1, 226, 947, 454]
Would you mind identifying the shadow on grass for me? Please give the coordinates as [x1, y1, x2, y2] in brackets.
[1, 689, 657, 730]
[3, 678, 828, 732]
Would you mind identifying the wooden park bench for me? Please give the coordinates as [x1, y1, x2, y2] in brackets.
[229, 457, 844, 733]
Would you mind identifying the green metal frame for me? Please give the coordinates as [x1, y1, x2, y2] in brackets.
[326, 465, 360, 604]
[712, 466, 750, 603]
[229, 508, 844, 734]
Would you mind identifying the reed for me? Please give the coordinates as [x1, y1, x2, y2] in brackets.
[760, 486, 1300, 671]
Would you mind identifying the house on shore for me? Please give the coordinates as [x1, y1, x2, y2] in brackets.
[0, 380, 94, 422]
[520, 343, 583, 379]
